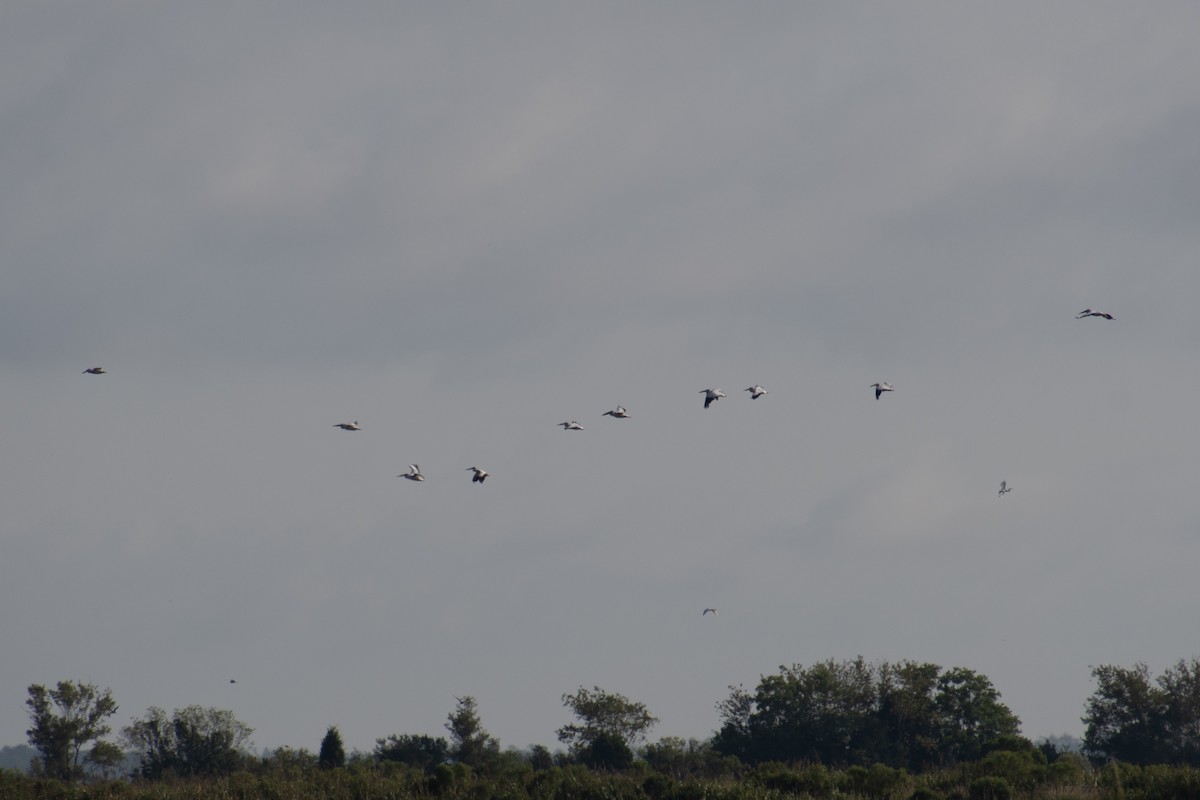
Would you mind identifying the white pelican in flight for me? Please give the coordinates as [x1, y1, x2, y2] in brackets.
[333, 421, 361, 431]
[559, 420, 584, 431]
[467, 466, 489, 484]
[82, 367, 107, 375]
[870, 382, 894, 400]
[700, 388, 726, 408]
[602, 406, 630, 418]
[998, 481, 1013, 497]
[702, 608, 718, 616]
[1076, 309, 1114, 320]
[400, 465, 425, 482]
[745, 385, 768, 399]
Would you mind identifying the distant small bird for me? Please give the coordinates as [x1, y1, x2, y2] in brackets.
[870, 382, 894, 400]
[559, 420, 584, 430]
[333, 421, 361, 431]
[700, 388, 726, 408]
[400, 464, 425, 482]
[82, 367, 107, 375]
[602, 405, 630, 418]
[1076, 308, 1114, 320]
[999, 480, 1013, 497]
[467, 466, 489, 484]
[229, 679, 237, 684]
[702, 608, 718, 616]
[745, 385, 768, 399]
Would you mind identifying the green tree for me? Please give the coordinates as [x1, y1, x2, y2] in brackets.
[374, 733, 449, 772]
[1082, 663, 1167, 765]
[1156, 658, 1200, 765]
[121, 707, 177, 778]
[122, 705, 253, 778]
[557, 686, 658, 758]
[714, 658, 881, 765]
[713, 659, 1020, 769]
[1083, 659, 1200, 766]
[579, 731, 633, 770]
[445, 696, 499, 769]
[526, 744, 554, 770]
[933, 667, 1021, 764]
[25, 681, 119, 781]
[758, 658, 878, 763]
[711, 684, 755, 762]
[259, 746, 317, 777]
[86, 741, 125, 779]
[874, 661, 942, 770]
[642, 736, 733, 780]
[319, 725, 346, 770]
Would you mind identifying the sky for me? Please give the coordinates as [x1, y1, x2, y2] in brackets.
[3, 2, 1200, 757]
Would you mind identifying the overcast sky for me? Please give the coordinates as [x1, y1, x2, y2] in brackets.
[3, 2, 1200, 756]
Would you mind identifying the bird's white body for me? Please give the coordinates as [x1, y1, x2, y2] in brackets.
[400, 465, 425, 481]
[467, 466, 489, 484]
[870, 382, 894, 400]
[700, 388, 726, 408]
[602, 406, 630, 418]
[745, 385, 767, 399]
[559, 420, 584, 430]
[333, 421, 361, 431]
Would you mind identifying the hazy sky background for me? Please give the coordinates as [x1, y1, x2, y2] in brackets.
[3, 3, 1200, 755]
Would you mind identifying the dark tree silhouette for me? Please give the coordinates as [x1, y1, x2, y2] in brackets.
[318, 725, 346, 770]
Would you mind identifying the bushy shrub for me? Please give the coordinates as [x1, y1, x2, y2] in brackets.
[431, 762, 473, 796]
[842, 765, 870, 793]
[527, 765, 564, 800]
[976, 749, 1045, 789]
[1138, 764, 1200, 800]
[750, 761, 831, 796]
[1047, 752, 1088, 785]
[967, 775, 1011, 800]
[908, 788, 943, 800]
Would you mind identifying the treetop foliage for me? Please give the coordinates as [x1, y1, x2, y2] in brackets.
[24, 681, 120, 782]
[121, 705, 253, 779]
[21, 657, 1200, 800]
[557, 686, 659, 755]
[445, 696, 499, 769]
[1083, 658, 1200, 766]
[373, 733, 450, 773]
[712, 657, 1021, 770]
[318, 725, 345, 770]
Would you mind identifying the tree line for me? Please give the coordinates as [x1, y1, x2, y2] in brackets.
[18, 658, 1200, 786]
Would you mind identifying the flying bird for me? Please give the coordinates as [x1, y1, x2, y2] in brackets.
[229, 679, 237, 684]
[82, 367, 107, 375]
[700, 388, 726, 408]
[467, 466, 489, 484]
[1076, 308, 1114, 320]
[745, 385, 768, 399]
[702, 608, 718, 616]
[998, 481, 1013, 497]
[399, 465, 425, 482]
[870, 382, 894, 400]
[333, 421, 361, 431]
[602, 406, 630, 418]
[559, 420, 584, 430]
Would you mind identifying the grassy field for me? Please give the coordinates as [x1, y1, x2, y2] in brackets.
[6, 756, 1200, 800]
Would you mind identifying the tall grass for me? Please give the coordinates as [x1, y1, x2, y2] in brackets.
[6, 759, 1200, 800]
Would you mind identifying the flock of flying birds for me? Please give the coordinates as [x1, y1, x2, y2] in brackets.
[80, 308, 1114, 617]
